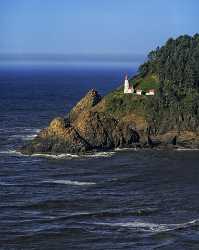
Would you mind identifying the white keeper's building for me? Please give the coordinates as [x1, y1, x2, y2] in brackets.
[123, 75, 155, 96]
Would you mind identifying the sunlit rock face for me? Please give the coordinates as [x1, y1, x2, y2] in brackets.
[20, 89, 145, 155]
[69, 89, 102, 122]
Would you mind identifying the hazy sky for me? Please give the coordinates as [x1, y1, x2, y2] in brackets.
[0, 0, 198, 55]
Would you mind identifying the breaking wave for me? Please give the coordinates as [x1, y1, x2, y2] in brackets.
[115, 147, 138, 151]
[7, 128, 41, 141]
[0, 150, 114, 159]
[42, 179, 96, 186]
[94, 219, 199, 233]
[31, 153, 79, 159]
[176, 148, 199, 151]
[28, 151, 115, 159]
[9, 134, 38, 141]
[0, 150, 24, 156]
[83, 151, 115, 158]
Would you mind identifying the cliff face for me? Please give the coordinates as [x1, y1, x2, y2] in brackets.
[20, 89, 147, 155]
[69, 89, 101, 122]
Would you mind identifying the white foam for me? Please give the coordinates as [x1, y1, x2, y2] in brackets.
[9, 128, 41, 141]
[0, 150, 24, 156]
[94, 219, 199, 233]
[24, 128, 41, 133]
[1, 127, 40, 133]
[24, 134, 38, 140]
[42, 179, 96, 186]
[32, 153, 79, 159]
[9, 134, 38, 141]
[115, 147, 138, 152]
[0, 150, 79, 159]
[84, 151, 115, 158]
[176, 148, 199, 151]
[31, 151, 115, 159]
[0, 150, 114, 159]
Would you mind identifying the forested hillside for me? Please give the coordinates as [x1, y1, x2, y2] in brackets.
[139, 34, 199, 134]
[139, 34, 199, 89]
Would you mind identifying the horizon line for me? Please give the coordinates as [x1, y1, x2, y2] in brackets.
[0, 53, 146, 63]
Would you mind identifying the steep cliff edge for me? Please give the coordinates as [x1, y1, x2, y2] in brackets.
[20, 89, 144, 155]
[20, 34, 199, 155]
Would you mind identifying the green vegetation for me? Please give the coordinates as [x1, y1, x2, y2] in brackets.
[104, 87, 148, 118]
[130, 73, 159, 91]
[139, 34, 199, 90]
[140, 34, 199, 134]
[105, 34, 199, 135]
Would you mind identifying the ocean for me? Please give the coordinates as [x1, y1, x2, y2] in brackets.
[1, 63, 199, 250]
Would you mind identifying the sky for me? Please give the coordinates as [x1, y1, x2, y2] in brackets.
[0, 0, 198, 57]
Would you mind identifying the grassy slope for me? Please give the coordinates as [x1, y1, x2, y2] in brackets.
[93, 72, 160, 121]
[104, 89, 146, 116]
[91, 72, 160, 134]
[96, 86, 149, 119]
[129, 73, 159, 91]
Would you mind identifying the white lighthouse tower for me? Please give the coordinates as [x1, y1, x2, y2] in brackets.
[124, 75, 133, 94]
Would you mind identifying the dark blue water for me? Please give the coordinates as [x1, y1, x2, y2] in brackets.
[1, 64, 199, 250]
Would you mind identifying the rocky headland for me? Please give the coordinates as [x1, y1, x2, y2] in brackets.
[20, 34, 199, 155]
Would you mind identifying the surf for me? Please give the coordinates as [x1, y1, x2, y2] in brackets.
[42, 179, 96, 186]
[93, 219, 199, 233]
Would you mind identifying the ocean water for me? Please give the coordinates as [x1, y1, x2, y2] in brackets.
[1, 64, 199, 250]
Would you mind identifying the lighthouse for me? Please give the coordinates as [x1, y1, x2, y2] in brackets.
[124, 75, 133, 94]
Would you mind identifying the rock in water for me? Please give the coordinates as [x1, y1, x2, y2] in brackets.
[20, 117, 91, 154]
[20, 89, 144, 155]
[20, 90, 102, 155]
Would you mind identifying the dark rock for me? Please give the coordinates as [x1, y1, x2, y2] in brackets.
[171, 136, 177, 145]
